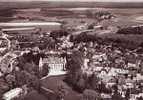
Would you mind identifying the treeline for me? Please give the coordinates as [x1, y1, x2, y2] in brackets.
[64, 50, 112, 95]
[0, 51, 49, 98]
[0, 9, 15, 17]
[70, 31, 143, 50]
[0, 8, 16, 22]
[117, 26, 143, 35]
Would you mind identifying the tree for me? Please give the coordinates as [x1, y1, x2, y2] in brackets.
[15, 70, 27, 86]
[0, 9, 16, 17]
[50, 30, 69, 39]
[23, 62, 36, 74]
[71, 32, 96, 43]
[5, 74, 16, 89]
[66, 50, 84, 72]
[88, 23, 95, 29]
[125, 88, 131, 100]
[38, 64, 50, 78]
[21, 70, 40, 91]
[38, 36, 56, 50]
[28, 75, 40, 91]
[112, 92, 123, 100]
[77, 76, 86, 91]
[85, 10, 93, 18]
[65, 50, 85, 92]
[0, 78, 9, 98]
[56, 84, 69, 100]
[82, 89, 99, 100]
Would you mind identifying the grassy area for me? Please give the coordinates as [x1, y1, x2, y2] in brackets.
[93, 31, 143, 49]
[20, 90, 48, 100]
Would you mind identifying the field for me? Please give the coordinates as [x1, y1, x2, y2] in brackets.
[1, 2, 143, 49]
[1, 6, 143, 49]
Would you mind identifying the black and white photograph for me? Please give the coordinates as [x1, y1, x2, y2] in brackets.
[0, 0, 143, 100]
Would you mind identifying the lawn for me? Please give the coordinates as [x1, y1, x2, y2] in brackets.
[40, 75, 82, 100]
[19, 90, 48, 100]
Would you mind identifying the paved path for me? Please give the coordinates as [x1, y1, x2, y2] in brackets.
[41, 75, 82, 100]
[22, 90, 48, 100]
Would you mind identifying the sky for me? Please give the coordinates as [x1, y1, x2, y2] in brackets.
[1, 0, 143, 2]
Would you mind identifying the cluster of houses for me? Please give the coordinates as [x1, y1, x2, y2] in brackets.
[73, 41, 143, 100]
[0, 17, 143, 100]
[117, 25, 143, 35]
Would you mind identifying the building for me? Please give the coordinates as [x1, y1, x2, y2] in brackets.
[2, 88, 23, 100]
[0, 52, 18, 74]
[39, 51, 67, 76]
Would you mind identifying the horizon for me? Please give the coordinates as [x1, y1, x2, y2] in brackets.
[1, 0, 143, 2]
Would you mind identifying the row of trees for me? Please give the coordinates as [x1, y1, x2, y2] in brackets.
[65, 50, 84, 92]
[117, 26, 143, 35]
[64, 50, 132, 100]
[70, 32, 97, 43]
[86, 10, 114, 21]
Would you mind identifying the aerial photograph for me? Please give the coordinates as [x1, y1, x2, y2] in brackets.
[1, 0, 143, 100]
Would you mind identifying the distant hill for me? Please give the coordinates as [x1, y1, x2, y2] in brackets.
[0, 1, 143, 9]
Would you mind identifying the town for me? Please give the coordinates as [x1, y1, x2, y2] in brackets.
[0, 1, 143, 100]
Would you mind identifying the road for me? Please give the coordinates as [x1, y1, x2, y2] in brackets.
[40, 75, 81, 100]
[22, 90, 48, 100]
